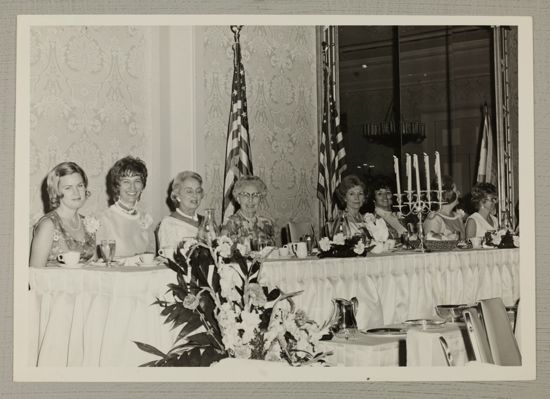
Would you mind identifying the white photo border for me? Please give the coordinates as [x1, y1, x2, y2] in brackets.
[13, 14, 536, 382]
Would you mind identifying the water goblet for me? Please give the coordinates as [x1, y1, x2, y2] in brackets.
[100, 240, 115, 267]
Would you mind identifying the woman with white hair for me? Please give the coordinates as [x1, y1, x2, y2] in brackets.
[157, 171, 205, 251]
[29, 161, 96, 267]
[221, 175, 275, 247]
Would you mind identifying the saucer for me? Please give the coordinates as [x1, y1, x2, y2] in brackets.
[59, 263, 84, 269]
[361, 327, 407, 337]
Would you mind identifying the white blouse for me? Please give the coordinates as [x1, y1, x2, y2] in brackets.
[157, 215, 198, 251]
[96, 205, 155, 257]
[467, 212, 499, 238]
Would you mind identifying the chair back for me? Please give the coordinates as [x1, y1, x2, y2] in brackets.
[478, 297, 522, 366]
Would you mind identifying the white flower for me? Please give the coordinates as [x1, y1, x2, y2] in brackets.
[216, 242, 232, 258]
[333, 233, 346, 245]
[319, 237, 332, 252]
[491, 231, 502, 246]
[182, 294, 200, 310]
[365, 217, 389, 243]
[455, 209, 466, 219]
[240, 310, 261, 331]
[353, 241, 365, 255]
[180, 238, 198, 256]
[363, 212, 376, 224]
[236, 243, 247, 255]
[217, 235, 233, 246]
[265, 340, 282, 361]
[83, 216, 100, 234]
[234, 343, 252, 359]
[139, 213, 153, 229]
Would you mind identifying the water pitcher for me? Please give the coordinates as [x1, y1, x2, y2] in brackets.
[329, 297, 359, 333]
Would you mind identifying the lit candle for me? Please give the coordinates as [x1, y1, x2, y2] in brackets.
[413, 154, 421, 198]
[423, 153, 431, 195]
[406, 153, 412, 197]
[435, 151, 442, 200]
[393, 155, 401, 204]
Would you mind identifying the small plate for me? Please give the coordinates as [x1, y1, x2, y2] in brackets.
[137, 261, 161, 267]
[362, 327, 407, 337]
[59, 263, 84, 269]
[403, 319, 446, 327]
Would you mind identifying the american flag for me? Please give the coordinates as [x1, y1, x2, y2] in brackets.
[317, 45, 347, 222]
[222, 26, 253, 223]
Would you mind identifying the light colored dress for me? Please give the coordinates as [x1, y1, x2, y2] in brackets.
[96, 204, 155, 257]
[158, 213, 202, 250]
[221, 210, 275, 246]
[466, 212, 499, 238]
[423, 212, 466, 240]
[34, 210, 96, 264]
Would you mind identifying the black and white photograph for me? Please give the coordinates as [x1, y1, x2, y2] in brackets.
[13, 15, 535, 382]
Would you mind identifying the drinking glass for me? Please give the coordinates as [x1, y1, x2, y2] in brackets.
[100, 240, 116, 267]
[257, 237, 268, 252]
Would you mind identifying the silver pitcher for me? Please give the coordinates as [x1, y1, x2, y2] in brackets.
[329, 297, 359, 333]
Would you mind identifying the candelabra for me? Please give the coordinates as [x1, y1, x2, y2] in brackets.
[393, 190, 445, 252]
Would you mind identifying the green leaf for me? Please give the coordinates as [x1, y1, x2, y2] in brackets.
[186, 332, 216, 346]
[175, 318, 204, 343]
[133, 341, 167, 359]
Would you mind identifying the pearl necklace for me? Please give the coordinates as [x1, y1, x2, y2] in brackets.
[115, 200, 138, 216]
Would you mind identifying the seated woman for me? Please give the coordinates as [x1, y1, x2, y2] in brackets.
[96, 156, 155, 257]
[423, 175, 465, 240]
[333, 174, 369, 237]
[158, 171, 205, 252]
[29, 162, 96, 267]
[368, 177, 407, 239]
[221, 175, 275, 248]
[465, 182, 499, 240]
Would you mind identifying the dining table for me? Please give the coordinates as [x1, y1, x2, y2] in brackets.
[259, 248, 519, 330]
[26, 246, 520, 367]
[27, 262, 178, 367]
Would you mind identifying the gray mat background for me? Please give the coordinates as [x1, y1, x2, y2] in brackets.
[1, 1, 547, 398]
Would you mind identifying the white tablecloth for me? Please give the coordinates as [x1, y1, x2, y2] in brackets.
[260, 249, 519, 329]
[28, 265, 178, 367]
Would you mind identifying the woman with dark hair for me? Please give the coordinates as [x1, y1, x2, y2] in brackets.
[333, 174, 368, 236]
[29, 162, 96, 267]
[157, 171, 205, 251]
[465, 182, 499, 240]
[96, 156, 155, 257]
[368, 176, 407, 239]
[423, 175, 465, 240]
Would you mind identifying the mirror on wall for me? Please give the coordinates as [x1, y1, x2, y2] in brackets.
[337, 25, 497, 200]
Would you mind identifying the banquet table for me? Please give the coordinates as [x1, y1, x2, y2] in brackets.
[320, 323, 471, 367]
[260, 248, 519, 330]
[28, 264, 178, 367]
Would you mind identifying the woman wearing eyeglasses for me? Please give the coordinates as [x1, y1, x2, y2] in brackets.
[157, 171, 205, 251]
[465, 182, 499, 240]
[221, 175, 275, 248]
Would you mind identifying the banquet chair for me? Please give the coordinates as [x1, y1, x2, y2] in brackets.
[463, 297, 522, 366]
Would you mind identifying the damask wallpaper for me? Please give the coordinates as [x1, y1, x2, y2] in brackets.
[29, 26, 153, 225]
[29, 25, 321, 245]
[195, 26, 319, 243]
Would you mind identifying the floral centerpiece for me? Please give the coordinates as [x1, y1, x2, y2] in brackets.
[134, 236, 331, 367]
[317, 233, 368, 258]
[484, 229, 519, 248]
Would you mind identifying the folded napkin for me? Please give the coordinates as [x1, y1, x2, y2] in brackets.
[117, 255, 143, 267]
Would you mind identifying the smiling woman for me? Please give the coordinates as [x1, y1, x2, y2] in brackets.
[29, 162, 96, 267]
[96, 156, 156, 257]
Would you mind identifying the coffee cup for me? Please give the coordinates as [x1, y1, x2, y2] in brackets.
[290, 242, 308, 258]
[279, 245, 290, 257]
[469, 237, 482, 249]
[158, 247, 175, 259]
[57, 251, 80, 266]
[139, 253, 155, 264]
